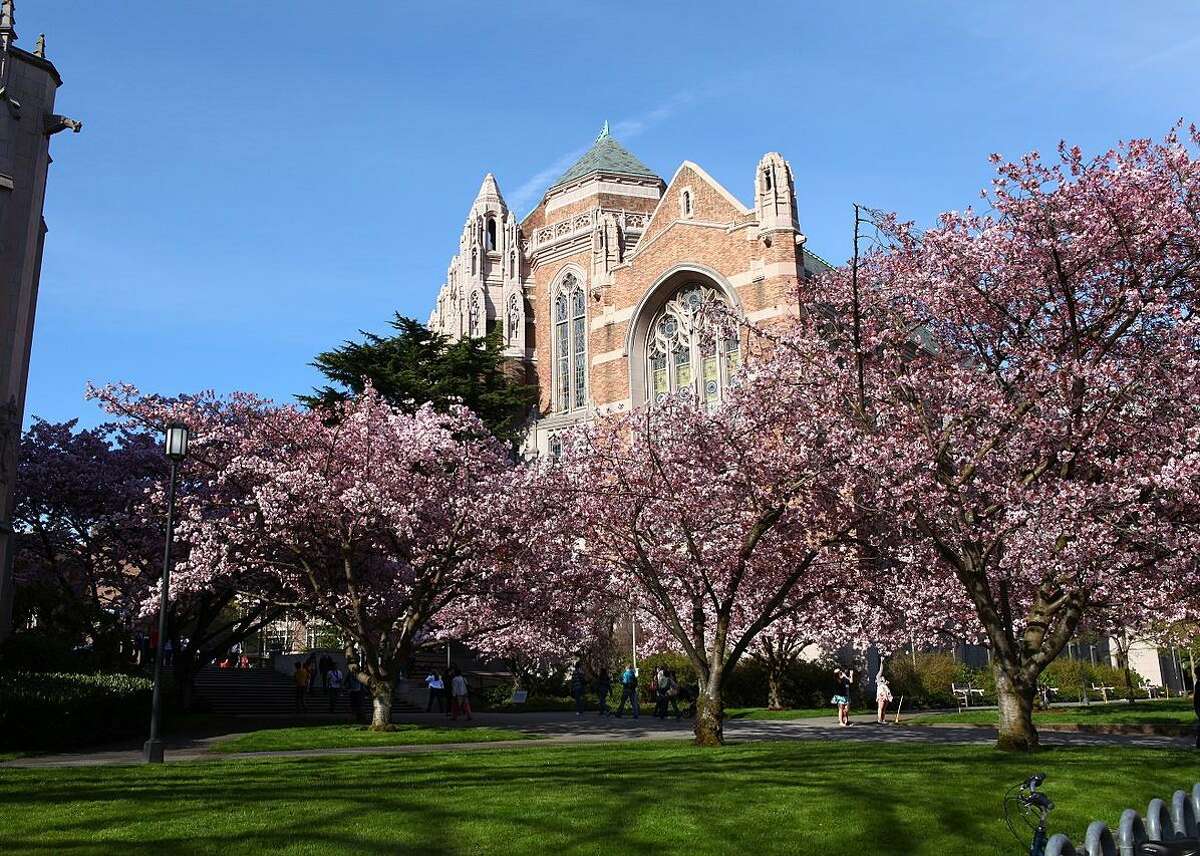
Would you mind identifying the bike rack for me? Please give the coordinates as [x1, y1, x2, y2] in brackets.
[1043, 784, 1200, 856]
[1120, 809, 1149, 856]
[1173, 790, 1198, 839]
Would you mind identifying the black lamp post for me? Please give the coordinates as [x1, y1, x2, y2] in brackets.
[144, 421, 189, 764]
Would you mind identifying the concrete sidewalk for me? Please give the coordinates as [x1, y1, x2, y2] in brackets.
[3, 710, 1191, 769]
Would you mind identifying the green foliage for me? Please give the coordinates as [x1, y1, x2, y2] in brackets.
[0, 671, 154, 751]
[887, 653, 979, 708]
[302, 315, 537, 446]
[882, 653, 1143, 709]
[638, 651, 697, 686]
[724, 657, 839, 709]
[1041, 658, 1142, 701]
[0, 627, 100, 673]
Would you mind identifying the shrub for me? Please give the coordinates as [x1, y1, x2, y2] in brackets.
[1041, 659, 1142, 701]
[0, 629, 102, 673]
[724, 657, 840, 709]
[0, 671, 154, 751]
[886, 653, 986, 709]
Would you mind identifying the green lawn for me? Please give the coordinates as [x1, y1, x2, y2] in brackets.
[209, 723, 535, 753]
[725, 706, 842, 720]
[909, 698, 1199, 727]
[2, 741, 1197, 855]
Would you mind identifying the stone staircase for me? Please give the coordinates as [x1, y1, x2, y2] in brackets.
[192, 667, 424, 719]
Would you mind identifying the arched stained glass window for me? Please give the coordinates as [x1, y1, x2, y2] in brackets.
[645, 283, 739, 405]
[552, 272, 587, 412]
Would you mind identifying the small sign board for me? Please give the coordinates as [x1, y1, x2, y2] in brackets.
[511, 690, 528, 704]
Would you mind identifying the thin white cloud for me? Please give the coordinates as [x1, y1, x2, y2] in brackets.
[1125, 33, 1200, 72]
[508, 144, 591, 213]
[508, 89, 702, 213]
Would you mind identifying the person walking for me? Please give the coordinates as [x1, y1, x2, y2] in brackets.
[654, 668, 670, 719]
[664, 670, 683, 720]
[570, 660, 587, 717]
[595, 668, 612, 717]
[305, 654, 319, 695]
[875, 662, 893, 724]
[425, 671, 445, 713]
[293, 660, 309, 713]
[832, 667, 854, 727]
[615, 664, 640, 718]
[450, 669, 472, 721]
[346, 669, 366, 723]
[326, 663, 343, 713]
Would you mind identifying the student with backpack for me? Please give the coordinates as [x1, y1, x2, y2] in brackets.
[615, 664, 640, 719]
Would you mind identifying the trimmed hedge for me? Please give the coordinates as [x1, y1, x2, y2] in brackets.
[0, 671, 154, 751]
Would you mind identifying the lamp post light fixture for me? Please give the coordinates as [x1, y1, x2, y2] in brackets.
[144, 422, 189, 764]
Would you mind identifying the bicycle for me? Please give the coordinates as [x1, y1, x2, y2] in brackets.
[1005, 773, 1053, 855]
[1004, 774, 1200, 856]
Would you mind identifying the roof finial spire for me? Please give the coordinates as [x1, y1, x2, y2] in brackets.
[597, 120, 610, 140]
[0, 0, 16, 42]
[34, 32, 44, 57]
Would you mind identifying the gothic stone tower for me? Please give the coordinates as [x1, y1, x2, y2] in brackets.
[0, 2, 80, 642]
[428, 173, 525, 359]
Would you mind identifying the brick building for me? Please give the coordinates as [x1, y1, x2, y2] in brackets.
[427, 124, 830, 453]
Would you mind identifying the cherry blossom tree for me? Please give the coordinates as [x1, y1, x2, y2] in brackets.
[95, 384, 527, 726]
[529, 354, 865, 744]
[83, 387, 291, 704]
[809, 127, 1200, 750]
[11, 419, 163, 662]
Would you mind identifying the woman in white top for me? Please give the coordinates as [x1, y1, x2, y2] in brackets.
[875, 662, 894, 724]
[425, 672, 446, 713]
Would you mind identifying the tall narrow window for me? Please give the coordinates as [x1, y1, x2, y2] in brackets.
[486, 217, 497, 251]
[552, 273, 587, 412]
[469, 292, 482, 338]
[763, 167, 773, 192]
[681, 189, 693, 217]
[507, 293, 521, 345]
[644, 283, 739, 405]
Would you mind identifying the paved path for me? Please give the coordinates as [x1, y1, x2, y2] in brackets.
[3, 710, 1192, 769]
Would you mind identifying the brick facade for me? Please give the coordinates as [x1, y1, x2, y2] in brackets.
[427, 127, 829, 454]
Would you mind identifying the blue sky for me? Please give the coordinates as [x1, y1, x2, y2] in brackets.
[21, 0, 1200, 427]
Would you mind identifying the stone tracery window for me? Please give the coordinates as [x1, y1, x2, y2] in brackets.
[645, 283, 740, 405]
[553, 272, 587, 412]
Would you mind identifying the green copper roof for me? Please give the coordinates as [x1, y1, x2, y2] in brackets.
[550, 125, 660, 189]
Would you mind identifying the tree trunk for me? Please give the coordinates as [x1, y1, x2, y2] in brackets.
[1112, 635, 1136, 702]
[694, 677, 725, 746]
[172, 646, 200, 711]
[766, 664, 785, 710]
[995, 666, 1038, 752]
[370, 681, 394, 729]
